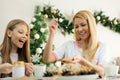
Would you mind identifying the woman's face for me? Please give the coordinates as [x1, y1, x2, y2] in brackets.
[74, 18, 90, 41]
[8, 24, 28, 49]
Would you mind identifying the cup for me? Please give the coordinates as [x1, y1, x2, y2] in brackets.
[55, 61, 61, 68]
[12, 61, 25, 78]
[104, 64, 119, 79]
[34, 64, 46, 79]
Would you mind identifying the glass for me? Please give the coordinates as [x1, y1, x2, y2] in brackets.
[104, 65, 119, 80]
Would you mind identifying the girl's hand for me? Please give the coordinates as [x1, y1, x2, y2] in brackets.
[25, 63, 34, 76]
[48, 18, 58, 34]
[0, 63, 13, 74]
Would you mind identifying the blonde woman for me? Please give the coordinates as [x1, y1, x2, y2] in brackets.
[43, 10, 108, 77]
[0, 19, 34, 78]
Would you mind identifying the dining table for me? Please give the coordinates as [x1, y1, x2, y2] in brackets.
[38, 74, 120, 80]
[1, 74, 120, 80]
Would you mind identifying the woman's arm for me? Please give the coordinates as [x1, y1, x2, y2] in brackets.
[72, 56, 104, 77]
[43, 18, 58, 62]
[80, 58, 104, 77]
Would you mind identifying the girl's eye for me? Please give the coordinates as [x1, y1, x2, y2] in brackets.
[74, 25, 79, 28]
[18, 31, 23, 34]
[26, 34, 28, 37]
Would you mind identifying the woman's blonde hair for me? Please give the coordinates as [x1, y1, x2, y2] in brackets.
[0, 19, 31, 77]
[73, 10, 100, 62]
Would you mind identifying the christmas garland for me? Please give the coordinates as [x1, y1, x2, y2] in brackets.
[94, 11, 120, 33]
[41, 5, 74, 35]
[30, 5, 120, 64]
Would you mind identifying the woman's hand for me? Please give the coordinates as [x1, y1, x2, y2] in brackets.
[72, 55, 85, 65]
[0, 63, 13, 74]
[25, 63, 34, 76]
[48, 18, 58, 34]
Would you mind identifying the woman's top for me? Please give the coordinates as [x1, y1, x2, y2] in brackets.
[53, 40, 108, 66]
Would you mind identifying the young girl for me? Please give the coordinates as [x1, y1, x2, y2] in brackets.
[0, 19, 34, 78]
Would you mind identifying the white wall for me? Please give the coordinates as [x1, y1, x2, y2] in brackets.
[0, 0, 120, 59]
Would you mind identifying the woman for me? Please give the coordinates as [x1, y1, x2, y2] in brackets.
[0, 19, 34, 78]
[43, 10, 108, 77]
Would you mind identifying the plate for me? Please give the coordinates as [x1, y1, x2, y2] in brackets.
[41, 74, 98, 80]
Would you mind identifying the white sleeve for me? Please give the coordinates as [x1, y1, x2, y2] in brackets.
[54, 41, 69, 60]
[97, 43, 109, 65]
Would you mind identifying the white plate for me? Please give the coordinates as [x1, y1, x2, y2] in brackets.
[41, 74, 98, 80]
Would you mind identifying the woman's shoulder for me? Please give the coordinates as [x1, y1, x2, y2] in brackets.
[99, 42, 107, 48]
[97, 41, 108, 53]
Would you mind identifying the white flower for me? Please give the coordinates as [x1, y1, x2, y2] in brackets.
[44, 14, 48, 19]
[36, 48, 42, 54]
[41, 43, 46, 49]
[114, 20, 118, 25]
[38, 21, 41, 25]
[31, 17, 36, 22]
[31, 54, 40, 63]
[29, 24, 34, 29]
[96, 16, 101, 20]
[51, 9, 56, 14]
[59, 18, 63, 22]
[34, 34, 40, 39]
[37, 12, 41, 16]
[40, 28, 45, 33]
[72, 29, 74, 33]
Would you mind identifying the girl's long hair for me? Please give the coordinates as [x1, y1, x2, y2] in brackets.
[73, 10, 100, 62]
[0, 19, 31, 77]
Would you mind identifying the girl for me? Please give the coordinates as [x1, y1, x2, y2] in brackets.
[0, 19, 34, 78]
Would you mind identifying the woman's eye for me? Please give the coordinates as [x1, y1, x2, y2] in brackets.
[81, 24, 86, 27]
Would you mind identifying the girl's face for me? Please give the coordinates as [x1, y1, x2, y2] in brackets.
[8, 24, 28, 49]
[74, 18, 90, 41]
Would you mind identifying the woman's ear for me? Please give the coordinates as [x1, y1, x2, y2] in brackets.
[7, 29, 12, 37]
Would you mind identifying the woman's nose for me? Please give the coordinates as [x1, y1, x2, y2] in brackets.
[78, 26, 83, 31]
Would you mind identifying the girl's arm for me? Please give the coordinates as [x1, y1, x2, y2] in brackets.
[0, 63, 13, 74]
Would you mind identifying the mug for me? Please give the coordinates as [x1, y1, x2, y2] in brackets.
[34, 64, 46, 79]
[12, 61, 25, 78]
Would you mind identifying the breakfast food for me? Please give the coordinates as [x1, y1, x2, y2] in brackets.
[13, 61, 25, 67]
[44, 63, 96, 77]
[60, 58, 73, 63]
